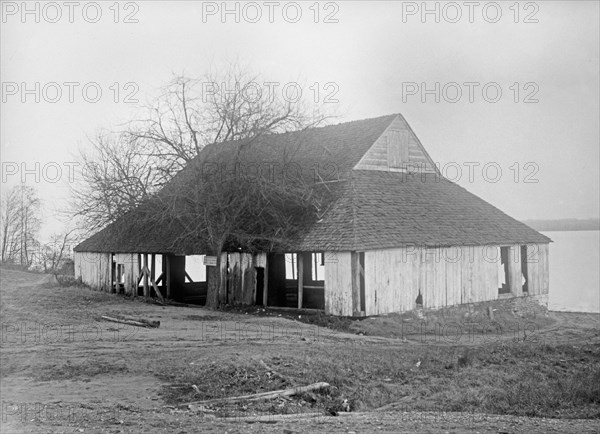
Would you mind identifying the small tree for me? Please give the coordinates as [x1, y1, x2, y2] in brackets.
[40, 230, 75, 273]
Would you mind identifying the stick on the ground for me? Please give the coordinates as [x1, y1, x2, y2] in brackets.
[180, 382, 330, 407]
[101, 315, 160, 328]
[218, 412, 324, 422]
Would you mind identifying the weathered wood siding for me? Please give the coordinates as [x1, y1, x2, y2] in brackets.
[358, 243, 549, 315]
[74, 251, 112, 292]
[226, 252, 267, 305]
[113, 253, 139, 295]
[354, 115, 436, 172]
[324, 252, 353, 316]
[363, 246, 500, 315]
[525, 243, 549, 295]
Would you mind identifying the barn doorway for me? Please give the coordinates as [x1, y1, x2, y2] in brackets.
[266, 252, 325, 309]
[255, 267, 265, 305]
[352, 251, 366, 315]
[521, 245, 529, 293]
[498, 246, 511, 294]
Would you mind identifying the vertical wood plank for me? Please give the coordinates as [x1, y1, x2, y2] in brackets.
[351, 252, 360, 316]
[143, 254, 149, 298]
[507, 244, 522, 296]
[166, 255, 172, 299]
[297, 253, 304, 309]
[151, 254, 156, 283]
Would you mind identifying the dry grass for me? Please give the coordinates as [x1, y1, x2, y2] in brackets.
[159, 340, 600, 418]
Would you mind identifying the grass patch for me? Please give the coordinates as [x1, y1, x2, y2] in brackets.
[159, 341, 600, 418]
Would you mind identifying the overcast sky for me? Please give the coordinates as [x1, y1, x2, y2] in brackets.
[1, 1, 599, 239]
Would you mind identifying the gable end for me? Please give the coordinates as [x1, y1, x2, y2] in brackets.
[354, 115, 438, 173]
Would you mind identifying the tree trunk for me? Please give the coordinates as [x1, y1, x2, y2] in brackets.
[205, 250, 227, 309]
[206, 250, 220, 308]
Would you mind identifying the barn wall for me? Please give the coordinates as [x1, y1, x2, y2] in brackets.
[74, 251, 112, 292]
[363, 247, 421, 315]
[226, 252, 267, 305]
[362, 243, 549, 315]
[526, 243, 549, 296]
[114, 253, 139, 295]
[363, 245, 499, 315]
[324, 252, 353, 316]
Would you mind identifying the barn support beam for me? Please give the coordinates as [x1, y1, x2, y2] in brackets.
[507, 245, 523, 297]
[150, 254, 156, 286]
[351, 252, 360, 316]
[165, 255, 172, 299]
[297, 253, 304, 309]
[143, 254, 149, 299]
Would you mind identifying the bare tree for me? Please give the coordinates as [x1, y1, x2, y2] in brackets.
[40, 230, 76, 273]
[71, 132, 161, 232]
[71, 63, 335, 307]
[1, 187, 20, 262]
[0, 185, 41, 266]
[72, 63, 332, 233]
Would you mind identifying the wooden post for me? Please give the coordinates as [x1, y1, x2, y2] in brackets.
[151, 254, 156, 284]
[351, 252, 360, 316]
[110, 254, 115, 293]
[166, 255, 172, 299]
[507, 245, 523, 296]
[297, 253, 304, 309]
[143, 254, 149, 299]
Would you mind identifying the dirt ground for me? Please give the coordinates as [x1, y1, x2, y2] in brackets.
[1, 268, 599, 433]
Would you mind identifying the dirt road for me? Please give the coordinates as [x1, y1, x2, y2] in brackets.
[1, 269, 598, 433]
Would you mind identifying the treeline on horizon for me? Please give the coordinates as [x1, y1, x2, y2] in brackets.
[522, 218, 600, 232]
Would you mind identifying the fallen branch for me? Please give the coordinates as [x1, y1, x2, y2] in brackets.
[219, 412, 324, 422]
[101, 315, 160, 328]
[180, 382, 329, 407]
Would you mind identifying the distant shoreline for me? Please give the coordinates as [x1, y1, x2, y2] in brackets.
[522, 218, 600, 232]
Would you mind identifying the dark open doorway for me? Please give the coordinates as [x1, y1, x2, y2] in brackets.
[521, 245, 529, 293]
[498, 246, 511, 294]
[255, 267, 265, 305]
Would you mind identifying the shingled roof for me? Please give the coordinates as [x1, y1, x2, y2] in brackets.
[300, 171, 551, 251]
[74, 114, 550, 253]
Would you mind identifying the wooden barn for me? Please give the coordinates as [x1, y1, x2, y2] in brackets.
[73, 114, 551, 316]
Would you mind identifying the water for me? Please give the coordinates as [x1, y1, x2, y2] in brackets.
[544, 230, 600, 313]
